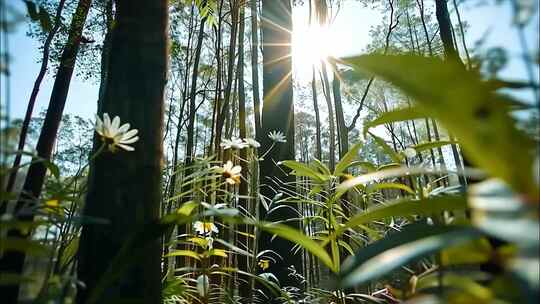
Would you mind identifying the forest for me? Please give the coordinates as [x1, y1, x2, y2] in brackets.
[0, 0, 538, 303]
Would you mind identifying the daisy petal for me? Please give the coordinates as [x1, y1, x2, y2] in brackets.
[119, 136, 139, 144]
[116, 143, 135, 151]
[123, 129, 139, 139]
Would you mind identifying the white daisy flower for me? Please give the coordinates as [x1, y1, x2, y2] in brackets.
[403, 147, 417, 158]
[220, 138, 247, 150]
[95, 113, 139, 152]
[221, 161, 242, 185]
[193, 221, 219, 236]
[243, 138, 261, 148]
[268, 130, 286, 143]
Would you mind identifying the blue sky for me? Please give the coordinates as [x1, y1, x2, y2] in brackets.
[3, 0, 539, 121]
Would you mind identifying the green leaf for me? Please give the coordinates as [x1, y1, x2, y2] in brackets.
[311, 159, 332, 176]
[369, 132, 403, 163]
[335, 142, 363, 176]
[366, 182, 415, 195]
[441, 237, 492, 265]
[258, 222, 336, 272]
[338, 166, 437, 192]
[165, 250, 201, 261]
[348, 161, 377, 173]
[416, 272, 493, 301]
[280, 160, 327, 182]
[176, 201, 198, 216]
[342, 54, 538, 198]
[337, 196, 468, 235]
[339, 224, 483, 287]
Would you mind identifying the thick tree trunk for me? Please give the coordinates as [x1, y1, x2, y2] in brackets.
[259, 0, 301, 292]
[0, 0, 92, 301]
[76, 0, 167, 303]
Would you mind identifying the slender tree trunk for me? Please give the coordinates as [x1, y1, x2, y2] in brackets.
[210, 0, 225, 155]
[3, 0, 66, 196]
[259, 0, 301, 293]
[0, 1, 92, 301]
[250, 0, 262, 141]
[434, 0, 468, 187]
[76, 0, 167, 303]
[215, 0, 239, 152]
[319, 62, 336, 171]
[434, 0, 463, 65]
[331, 64, 348, 158]
[236, 7, 251, 300]
[311, 66, 322, 160]
[186, 19, 206, 167]
[452, 0, 471, 69]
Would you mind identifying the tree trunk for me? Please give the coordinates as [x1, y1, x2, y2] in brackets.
[434, 0, 468, 187]
[434, 0, 463, 65]
[250, 0, 262, 141]
[236, 6, 251, 299]
[331, 64, 348, 158]
[0, 0, 92, 301]
[311, 66, 322, 160]
[186, 18, 206, 167]
[215, 0, 239, 152]
[3, 0, 66, 196]
[259, 0, 301, 292]
[320, 62, 336, 171]
[76, 0, 167, 303]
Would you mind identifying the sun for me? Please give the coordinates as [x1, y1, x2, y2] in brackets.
[292, 23, 340, 83]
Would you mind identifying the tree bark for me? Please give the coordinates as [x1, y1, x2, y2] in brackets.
[434, 0, 468, 187]
[186, 18, 206, 167]
[259, 0, 301, 292]
[319, 62, 336, 171]
[0, 0, 92, 301]
[215, 0, 239, 152]
[76, 0, 167, 303]
[236, 6, 251, 300]
[331, 64, 348, 158]
[250, 0, 262, 141]
[3, 0, 67, 196]
[311, 66, 322, 160]
[434, 0, 463, 65]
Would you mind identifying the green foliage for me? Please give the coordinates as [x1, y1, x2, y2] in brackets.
[339, 224, 484, 287]
[343, 54, 538, 198]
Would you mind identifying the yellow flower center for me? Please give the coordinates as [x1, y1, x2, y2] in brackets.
[203, 223, 214, 231]
[258, 259, 270, 270]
